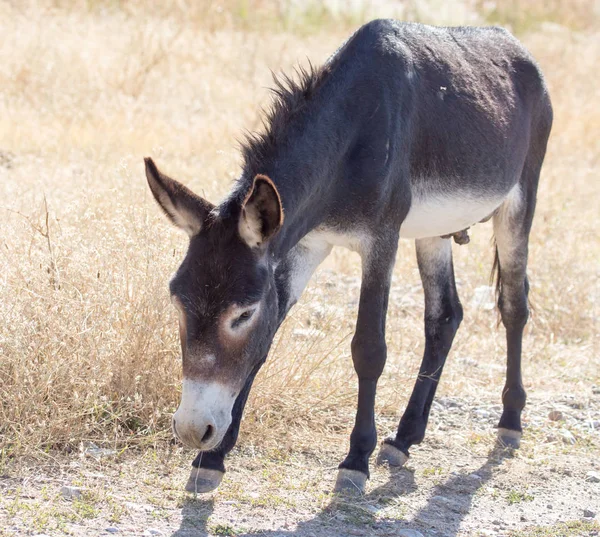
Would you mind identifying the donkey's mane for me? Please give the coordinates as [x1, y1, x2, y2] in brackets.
[241, 62, 330, 178]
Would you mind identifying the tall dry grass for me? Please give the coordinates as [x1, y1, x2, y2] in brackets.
[0, 0, 598, 461]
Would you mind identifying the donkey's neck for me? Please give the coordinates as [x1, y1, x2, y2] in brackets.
[247, 118, 350, 260]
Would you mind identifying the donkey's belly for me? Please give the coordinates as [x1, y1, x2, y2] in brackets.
[399, 186, 517, 239]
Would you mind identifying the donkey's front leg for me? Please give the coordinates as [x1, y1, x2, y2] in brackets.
[334, 237, 397, 493]
[186, 368, 258, 493]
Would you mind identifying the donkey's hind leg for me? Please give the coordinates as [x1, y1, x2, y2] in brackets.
[493, 184, 536, 449]
[378, 236, 463, 466]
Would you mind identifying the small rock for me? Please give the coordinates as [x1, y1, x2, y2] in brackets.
[60, 486, 83, 500]
[585, 471, 600, 483]
[583, 509, 596, 518]
[143, 531, 163, 537]
[398, 530, 425, 537]
[83, 442, 116, 460]
[520, 515, 527, 522]
[471, 285, 495, 310]
[560, 429, 576, 445]
[469, 473, 482, 480]
[492, 520, 502, 525]
[592, 386, 600, 395]
[548, 410, 564, 421]
[475, 409, 491, 419]
[547, 504, 553, 509]
[106, 528, 119, 534]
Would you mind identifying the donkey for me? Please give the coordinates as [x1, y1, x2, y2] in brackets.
[144, 19, 552, 494]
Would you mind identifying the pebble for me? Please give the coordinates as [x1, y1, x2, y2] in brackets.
[143, 531, 163, 537]
[547, 504, 553, 509]
[475, 409, 491, 419]
[105, 528, 119, 534]
[585, 471, 600, 483]
[398, 530, 424, 537]
[560, 429, 576, 445]
[583, 509, 596, 518]
[548, 410, 564, 421]
[83, 442, 116, 460]
[60, 486, 83, 500]
[471, 285, 495, 310]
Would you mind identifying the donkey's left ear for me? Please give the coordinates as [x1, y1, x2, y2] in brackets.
[144, 157, 214, 237]
[238, 174, 284, 248]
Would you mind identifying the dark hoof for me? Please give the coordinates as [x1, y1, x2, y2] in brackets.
[185, 467, 224, 493]
[333, 469, 367, 494]
[376, 443, 409, 467]
[497, 428, 521, 449]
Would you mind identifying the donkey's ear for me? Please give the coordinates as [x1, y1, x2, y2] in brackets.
[145, 157, 214, 237]
[238, 174, 284, 248]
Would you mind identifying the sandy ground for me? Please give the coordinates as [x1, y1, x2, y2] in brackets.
[2, 389, 599, 537]
[1, 4, 599, 537]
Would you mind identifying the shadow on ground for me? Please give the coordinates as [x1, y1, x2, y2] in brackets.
[171, 497, 214, 537]
[171, 445, 514, 537]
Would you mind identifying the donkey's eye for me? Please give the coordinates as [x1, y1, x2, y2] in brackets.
[232, 309, 255, 329]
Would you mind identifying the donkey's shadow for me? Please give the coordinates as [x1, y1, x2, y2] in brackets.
[171, 445, 513, 537]
[170, 497, 214, 537]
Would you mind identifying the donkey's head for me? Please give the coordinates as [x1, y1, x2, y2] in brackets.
[144, 158, 283, 451]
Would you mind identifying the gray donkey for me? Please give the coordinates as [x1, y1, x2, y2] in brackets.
[144, 19, 552, 493]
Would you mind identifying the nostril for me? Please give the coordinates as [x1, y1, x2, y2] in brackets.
[201, 424, 214, 443]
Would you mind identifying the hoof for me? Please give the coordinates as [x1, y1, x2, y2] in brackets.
[376, 443, 409, 467]
[333, 469, 367, 494]
[497, 428, 522, 449]
[185, 467, 224, 493]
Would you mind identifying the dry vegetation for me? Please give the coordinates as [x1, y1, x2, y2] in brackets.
[0, 0, 599, 535]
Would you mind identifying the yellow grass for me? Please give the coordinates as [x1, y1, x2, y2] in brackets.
[0, 0, 598, 462]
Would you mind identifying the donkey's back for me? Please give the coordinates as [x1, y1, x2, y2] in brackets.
[324, 20, 552, 239]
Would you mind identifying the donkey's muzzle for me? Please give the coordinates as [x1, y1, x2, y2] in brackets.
[172, 417, 217, 450]
[172, 379, 236, 451]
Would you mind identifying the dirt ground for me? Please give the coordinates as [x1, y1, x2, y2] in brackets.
[2, 376, 599, 537]
[1, 2, 599, 537]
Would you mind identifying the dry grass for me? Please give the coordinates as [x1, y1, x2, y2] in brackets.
[0, 0, 598, 466]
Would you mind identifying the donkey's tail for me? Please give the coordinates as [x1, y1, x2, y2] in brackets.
[490, 237, 502, 303]
[491, 236, 533, 315]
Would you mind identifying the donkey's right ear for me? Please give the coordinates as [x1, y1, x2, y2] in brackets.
[144, 158, 214, 237]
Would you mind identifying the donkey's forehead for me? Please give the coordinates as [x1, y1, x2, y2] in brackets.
[169, 232, 269, 307]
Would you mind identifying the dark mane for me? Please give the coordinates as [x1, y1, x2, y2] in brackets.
[241, 62, 330, 177]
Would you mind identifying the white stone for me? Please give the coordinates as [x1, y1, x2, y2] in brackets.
[470, 286, 496, 311]
[585, 471, 600, 483]
[60, 486, 83, 500]
[398, 530, 425, 537]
